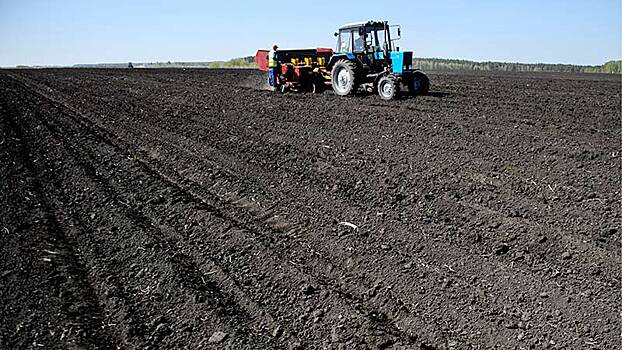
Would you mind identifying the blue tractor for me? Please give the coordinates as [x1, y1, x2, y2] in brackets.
[327, 20, 429, 100]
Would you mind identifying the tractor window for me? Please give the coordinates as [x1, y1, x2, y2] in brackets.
[375, 29, 388, 51]
[337, 30, 352, 53]
[365, 33, 374, 49]
[353, 31, 365, 52]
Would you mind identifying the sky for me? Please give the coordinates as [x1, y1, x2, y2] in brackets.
[0, 0, 620, 66]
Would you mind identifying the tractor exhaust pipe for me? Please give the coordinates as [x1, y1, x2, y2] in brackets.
[383, 21, 390, 66]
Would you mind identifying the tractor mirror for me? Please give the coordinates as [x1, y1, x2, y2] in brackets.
[334, 32, 339, 37]
[398, 28, 401, 37]
[358, 27, 365, 35]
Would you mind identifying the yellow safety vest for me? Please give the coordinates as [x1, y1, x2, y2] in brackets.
[268, 49, 277, 68]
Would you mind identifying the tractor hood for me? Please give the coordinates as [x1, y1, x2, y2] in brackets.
[373, 51, 414, 74]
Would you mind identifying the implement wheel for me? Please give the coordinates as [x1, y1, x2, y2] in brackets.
[310, 76, 325, 94]
[378, 76, 400, 100]
[311, 81, 324, 94]
[331, 60, 359, 96]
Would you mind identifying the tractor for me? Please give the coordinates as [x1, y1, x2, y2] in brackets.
[255, 20, 429, 100]
[328, 20, 429, 100]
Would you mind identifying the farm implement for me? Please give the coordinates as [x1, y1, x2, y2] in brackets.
[255, 20, 429, 100]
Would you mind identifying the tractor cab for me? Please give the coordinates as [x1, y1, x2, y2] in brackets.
[334, 21, 396, 55]
[334, 21, 394, 75]
[333, 21, 402, 79]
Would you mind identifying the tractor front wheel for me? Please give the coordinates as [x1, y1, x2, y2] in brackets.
[378, 76, 400, 100]
[331, 60, 359, 96]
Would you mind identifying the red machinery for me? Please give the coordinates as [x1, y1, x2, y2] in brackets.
[255, 48, 333, 92]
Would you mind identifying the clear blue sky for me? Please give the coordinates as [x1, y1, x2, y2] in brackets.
[0, 0, 620, 66]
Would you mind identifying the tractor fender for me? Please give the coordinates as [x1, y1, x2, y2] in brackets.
[373, 72, 398, 89]
[403, 68, 428, 77]
[402, 69, 429, 84]
[326, 53, 355, 71]
[369, 69, 392, 88]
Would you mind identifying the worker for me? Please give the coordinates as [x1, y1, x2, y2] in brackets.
[268, 44, 279, 87]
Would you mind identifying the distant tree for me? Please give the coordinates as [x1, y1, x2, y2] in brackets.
[602, 60, 622, 73]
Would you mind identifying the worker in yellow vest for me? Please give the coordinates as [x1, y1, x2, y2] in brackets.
[268, 44, 279, 88]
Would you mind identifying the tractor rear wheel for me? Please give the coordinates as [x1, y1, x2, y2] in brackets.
[331, 60, 359, 96]
[378, 76, 400, 100]
[407, 71, 430, 96]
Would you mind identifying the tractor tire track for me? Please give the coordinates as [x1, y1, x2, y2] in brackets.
[6, 72, 428, 348]
[2, 68, 619, 349]
[0, 80, 115, 349]
[3, 74, 280, 349]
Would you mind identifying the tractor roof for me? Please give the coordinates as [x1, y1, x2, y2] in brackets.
[338, 20, 386, 31]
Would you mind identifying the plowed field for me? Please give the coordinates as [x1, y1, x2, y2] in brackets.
[1, 69, 619, 349]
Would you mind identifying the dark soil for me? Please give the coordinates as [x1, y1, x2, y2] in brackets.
[0, 68, 619, 349]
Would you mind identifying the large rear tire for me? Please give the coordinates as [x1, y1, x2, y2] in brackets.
[407, 71, 430, 96]
[378, 76, 400, 100]
[331, 60, 359, 96]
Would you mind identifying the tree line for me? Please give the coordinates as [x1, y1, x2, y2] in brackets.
[209, 56, 621, 74]
[412, 58, 621, 74]
[46, 57, 621, 74]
